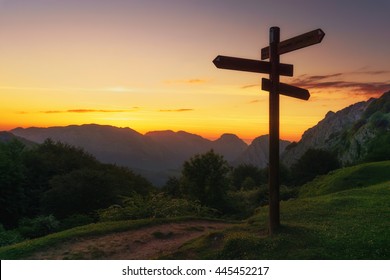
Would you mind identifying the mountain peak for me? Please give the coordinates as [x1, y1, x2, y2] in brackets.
[216, 133, 242, 142]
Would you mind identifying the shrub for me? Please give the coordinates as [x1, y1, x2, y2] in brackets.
[17, 215, 60, 239]
[0, 224, 24, 246]
[97, 193, 217, 222]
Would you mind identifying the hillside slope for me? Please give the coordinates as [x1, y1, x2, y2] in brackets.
[164, 161, 390, 259]
[299, 161, 390, 197]
[282, 91, 390, 166]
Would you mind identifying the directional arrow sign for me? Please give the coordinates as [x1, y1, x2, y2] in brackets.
[261, 78, 310, 100]
[213, 55, 293, 77]
[261, 28, 325, 60]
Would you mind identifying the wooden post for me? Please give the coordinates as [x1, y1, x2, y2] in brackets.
[268, 26, 280, 235]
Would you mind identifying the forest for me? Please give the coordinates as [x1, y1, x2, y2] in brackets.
[0, 137, 341, 246]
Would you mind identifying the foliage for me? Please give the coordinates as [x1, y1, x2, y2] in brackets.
[0, 224, 24, 247]
[231, 164, 266, 190]
[226, 188, 266, 219]
[162, 176, 182, 197]
[0, 140, 27, 228]
[98, 193, 217, 221]
[17, 215, 60, 239]
[0, 138, 154, 230]
[181, 150, 230, 211]
[42, 168, 143, 219]
[364, 132, 390, 162]
[291, 148, 340, 186]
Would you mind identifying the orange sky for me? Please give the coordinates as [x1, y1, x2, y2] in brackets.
[0, 0, 389, 142]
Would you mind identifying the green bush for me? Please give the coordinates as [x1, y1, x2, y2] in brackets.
[17, 215, 60, 239]
[98, 193, 217, 222]
[0, 224, 24, 247]
[226, 187, 266, 219]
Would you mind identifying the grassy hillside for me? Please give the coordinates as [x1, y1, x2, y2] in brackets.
[1, 161, 389, 259]
[165, 161, 390, 259]
[299, 161, 390, 197]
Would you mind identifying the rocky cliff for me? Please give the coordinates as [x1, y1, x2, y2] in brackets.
[282, 91, 390, 166]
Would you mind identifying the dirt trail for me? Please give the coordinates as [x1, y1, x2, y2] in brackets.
[30, 220, 232, 259]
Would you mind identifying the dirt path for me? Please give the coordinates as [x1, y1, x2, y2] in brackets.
[30, 220, 232, 259]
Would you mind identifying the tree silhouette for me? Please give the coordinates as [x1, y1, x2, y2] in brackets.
[291, 148, 340, 185]
[181, 150, 230, 210]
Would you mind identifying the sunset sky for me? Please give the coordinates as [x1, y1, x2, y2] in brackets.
[0, 0, 389, 142]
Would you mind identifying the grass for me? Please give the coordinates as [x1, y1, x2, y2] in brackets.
[299, 161, 390, 197]
[162, 161, 390, 259]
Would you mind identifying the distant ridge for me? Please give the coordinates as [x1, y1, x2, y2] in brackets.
[10, 124, 292, 186]
[234, 135, 290, 168]
[10, 91, 388, 186]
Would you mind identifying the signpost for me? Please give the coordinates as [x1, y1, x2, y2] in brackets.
[213, 27, 325, 235]
[213, 55, 294, 77]
[261, 28, 325, 60]
[262, 78, 310, 100]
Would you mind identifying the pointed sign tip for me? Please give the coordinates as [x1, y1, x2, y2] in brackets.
[318, 28, 325, 42]
[213, 56, 221, 65]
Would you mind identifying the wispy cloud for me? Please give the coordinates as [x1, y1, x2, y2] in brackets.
[41, 108, 138, 114]
[291, 74, 390, 96]
[164, 79, 209, 85]
[240, 68, 390, 97]
[0, 86, 135, 93]
[241, 84, 258, 89]
[159, 108, 193, 112]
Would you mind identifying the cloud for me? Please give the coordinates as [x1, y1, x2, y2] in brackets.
[241, 84, 258, 89]
[249, 99, 260, 104]
[0, 86, 135, 93]
[164, 79, 209, 85]
[159, 108, 194, 112]
[291, 72, 390, 96]
[41, 108, 138, 114]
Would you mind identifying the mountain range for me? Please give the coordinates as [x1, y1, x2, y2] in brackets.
[9, 125, 287, 186]
[6, 90, 390, 186]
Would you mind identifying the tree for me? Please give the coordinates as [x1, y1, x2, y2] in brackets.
[42, 169, 122, 218]
[162, 176, 182, 197]
[181, 150, 230, 211]
[231, 164, 266, 190]
[0, 140, 27, 227]
[22, 139, 101, 216]
[291, 148, 340, 185]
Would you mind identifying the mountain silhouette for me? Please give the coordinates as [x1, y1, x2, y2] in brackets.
[9, 91, 388, 186]
[234, 135, 290, 168]
[10, 125, 253, 186]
